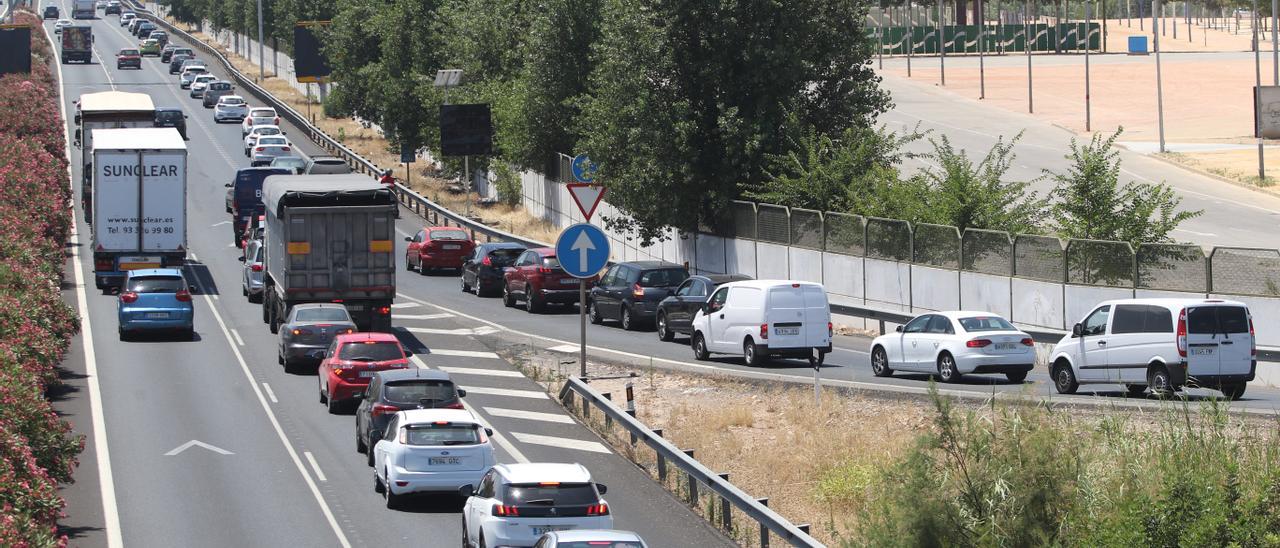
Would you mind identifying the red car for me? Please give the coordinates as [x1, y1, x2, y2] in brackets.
[317, 332, 411, 413]
[404, 226, 475, 274]
[502, 247, 594, 313]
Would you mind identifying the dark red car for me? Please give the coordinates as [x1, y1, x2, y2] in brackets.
[502, 247, 594, 313]
[404, 226, 475, 273]
[317, 332, 411, 414]
[116, 48, 142, 70]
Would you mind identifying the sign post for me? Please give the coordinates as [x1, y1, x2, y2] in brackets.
[556, 223, 610, 377]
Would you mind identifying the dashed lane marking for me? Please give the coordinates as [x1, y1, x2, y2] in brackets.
[394, 313, 455, 321]
[511, 433, 611, 454]
[303, 451, 327, 482]
[405, 326, 499, 337]
[409, 355, 529, 463]
[438, 366, 524, 378]
[428, 348, 501, 359]
[461, 386, 550, 400]
[262, 383, 278, 404]
[483, 407, 576, 424]
[390, 302, 421, 310]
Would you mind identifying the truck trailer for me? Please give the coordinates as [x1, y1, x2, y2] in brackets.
[90, 128, 188, 289]
[61, 26, 92, 64]
[75, 91, 156, 221]
[71, 0, 94, 19]
[261, 175, 398, 333]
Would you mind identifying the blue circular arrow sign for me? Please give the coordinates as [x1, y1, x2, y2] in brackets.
[555, 223, 610, 278]
[570, 153, 597, 183]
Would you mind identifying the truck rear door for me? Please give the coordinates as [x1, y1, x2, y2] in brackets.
[802, 284, 831, 349]
[288, 206, 394, 301]
[140, 150, 185, 252]
[764, 285, 807, 350]
[95, 150, 141, 252]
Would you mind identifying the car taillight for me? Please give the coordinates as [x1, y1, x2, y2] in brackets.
[175, 290, 192, 302]
[281, 147, 290, 152]
[119, 291, 139, 303]
[377, 306, 391, 315]
[255, 147, 264, 151]
[444, 402, 464, 410]
[632, 283, 645, 299]
[537, 267, 552, 274]
[760, 323, 768, 340]
[966, 339, 992, 348]
[482, 255, 492, 266]
[246, 118, 252, 126]
[371, 403, 398, 418]
[291, 328, 312, 336]
[273, 116, 280, 125]
[586, 503, 610, 516]
[1250, 316, 1257, 356]
[492, 504, 518, 516]
[1020, 337, 1034, 346]
[251, 264, 263, 272]
[1176, 308, 1187, 358]
[828, 321, 833, 337]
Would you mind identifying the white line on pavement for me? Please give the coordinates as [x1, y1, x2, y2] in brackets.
[262, 382, 278, 403]
[546, 344, 579, 353]
[230, 328, 244, 346]
[438, 366, 524, 378]
[390, 302, 421, 309]
[410, 355, 529, 463]
[483, 407, 575, 424]
[511, 433, 611, 454]
[303, 451, 327, 482]
[461, 386, 550, 400]
[406, 326, 499, 336]
[394, 313, 455, 321]
[428, 348, 500, 359]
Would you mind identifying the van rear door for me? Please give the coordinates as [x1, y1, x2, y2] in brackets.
[1184, 305, 1253, 381]
[802, 285, 831, 349]
[764, 285, 808, 350]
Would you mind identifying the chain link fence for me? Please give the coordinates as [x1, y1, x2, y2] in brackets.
[824, 212, 865, 257]
[866, 217, 912, 261]
[1210, 248, 1280, 296]
[756, 204, 790, 244]
[962, 229, 1014, 275]
[1066, 239, 1135, 287]
[1013, 235, 1066, 282]
[1137, 244, 1207, 292]
[912, 223, 961, 268]
[789, 208, 823, 250]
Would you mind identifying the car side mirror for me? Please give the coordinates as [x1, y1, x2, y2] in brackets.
[484, 428, 492, 437]
[237, 256, 245, 262]
[402, 350, 413, 357]
[895, 325, 903, 333]
[1072, 323, 1083, 338]
[596, 484, 608, 495]
[403, 236, 412, 242]
[456, 388, 466, 398]
[458, 484, 475, 498]
[224, 183, 232, 187]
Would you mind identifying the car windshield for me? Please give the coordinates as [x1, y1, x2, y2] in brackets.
[958, 316, 1016, 332]
[338, 341, 403, 361]
[402, 424, 481, 446]
[119, 49, 138, 55]
[155, 111, 182, 122]
[639, 268, 688, 288]
[541, 257, 561, 269]
[1187, 306, 1250, 334]
[383, 380, 457, 404]
[126, 275, 184, 294]
[251, 109, 275, 118]
[505, 484, 598, 505]
[220, 97, 244, 105]
[487, 249, 522, 266]
[431, 229, 468, 241]
[294, 308, 351, 322]
[258, 137, 287, 146]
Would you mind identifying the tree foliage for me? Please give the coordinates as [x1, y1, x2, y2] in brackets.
[917, 133, 1046, 234]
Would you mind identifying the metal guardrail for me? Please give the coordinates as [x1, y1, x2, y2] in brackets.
[559, 377, 823, 548]
[128, 3, 548, 250]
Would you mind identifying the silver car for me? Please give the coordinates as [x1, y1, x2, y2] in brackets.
[214, 95, 248, 123]
[278, 303, 356, 372]
[270, 156, 307, 174]
[241, 239, 265, 302]
[250, 136, 293, 166]
[179, 66, 208, 88]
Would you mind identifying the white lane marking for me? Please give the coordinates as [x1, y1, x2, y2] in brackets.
[405, 326, 499, 336]
[428, 348, 500, 359]
[409, 355, 529, 463]
[303, 451, 328, 482]
[54, 22, 124, 545]
[438, 366, 524, 378]
[461, 386, 550, 400]
[547, 344, 579, 353]
[165, 439, 234, 456]
[483, 407, 575, 424]
[199, 291, 352, 546]
[395, 313, 455, 321]
[390, 302, 421, 310]
[262, 382, 278, 403]
[211, 221, 230, 227]
[511, 433, 611, 454]
[1173, 228, 1218, 237]
[229, 328, 244, 346]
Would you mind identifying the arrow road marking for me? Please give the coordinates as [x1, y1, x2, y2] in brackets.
[165, 440, 234, 456]
[571, 229, 595, 274]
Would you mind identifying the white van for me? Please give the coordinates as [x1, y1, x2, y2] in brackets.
[690, 280, 832, 366]
[1049, 298, 1256, 399]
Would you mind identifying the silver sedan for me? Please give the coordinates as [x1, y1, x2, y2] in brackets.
[250, 136, 294, 166]
[241, 239, 265, 302]
[278, 303, 356, 372]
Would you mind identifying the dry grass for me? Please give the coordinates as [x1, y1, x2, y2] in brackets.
[1157, 149, 1280, 191]
[162, 17, 563, 243]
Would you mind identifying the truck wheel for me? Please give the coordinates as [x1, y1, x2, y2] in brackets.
[268, 302, 280, 334]
[1221, 382, 1247, 401]
[262, 295, 270, 324]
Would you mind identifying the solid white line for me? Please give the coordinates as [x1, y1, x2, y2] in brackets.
[511, 433, 612, 454]
[461, 386, 550, 400]
[53, 23, 124, 547]
[262, 382, 278, 403]
[483, 407, 575, 424]
[303, 452, 327, 482]
[395, 313, 455, 321]
[438, 366, 524, 378]
[409, 355, 529, 463]
[428, 348, 500, 359]
[406, 326, 499, 336]
[390, 302, 421, 310]
[229, 328, 244, 346]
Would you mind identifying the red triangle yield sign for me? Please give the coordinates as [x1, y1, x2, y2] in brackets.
[567, 183, 606, 222]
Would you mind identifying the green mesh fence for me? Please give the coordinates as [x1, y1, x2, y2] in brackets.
[1014, 234, 1065, 282]
[1066, 239, 1135, 287]
[789, 208, 823, 250]
[1210, 248, 1280, 296]
[824, 213, 865, 257]
[962, 229, 1014, 275]
[756, 204, 789, 244]
[912, 223, 961, 268]
[866, 217, 912, 262]
[1136, 244, 1207, 292]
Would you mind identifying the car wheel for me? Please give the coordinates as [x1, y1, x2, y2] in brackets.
[319, 378, 328, 404]
[478, 533, 487, 548]
[404, 255, 414, 272]
[242, 284, 248, 297]
[384, 477, 402, 509]
[870, 347, 893, 377]
[366, 442, 375, 467]
[118, 329, 129, 342]
[525, 287, 543, 313]
[356, 427, 366, 454]
[1221, 382, 1247, 401]
[621, 306, 635, 331]
[1052, 362, 1079, 395]
[656, 312, 673, 342]
[502, 284, 515, 307]
[744, 339, 765, 367]
[460, 275, 471, 293]
[1005, 370, 1028, 383]
[936, 353, 960, 383]
[1149, 366, 1176, 398]
[373, 470, 384, 494]
[326, 392, 341, 414]
[692, 333, 710, 361]
[462, 517, 471, 548]
[1126, 384, 1147, 397]
[589, 300, 603, 324]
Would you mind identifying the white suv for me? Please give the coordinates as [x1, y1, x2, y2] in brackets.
[1049, 298, 1256, 399]
[462, 463, 612, 548]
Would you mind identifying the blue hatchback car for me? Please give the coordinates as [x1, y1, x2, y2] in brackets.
[117, 268, 195, 340]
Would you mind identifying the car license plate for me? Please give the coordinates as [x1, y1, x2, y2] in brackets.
[1192, 347, 1215, 356]
[994, 342, 1017, 350]
[119, 256, 163, 270]
[145, 312, 169, 319]
[774, 327, 799, 336]
[359, 371, 377, 378]
[429, 456, 461, 466]
[533, 526, 570, 536]
[344, 304, 364, 311]
[562, 278, 579, 285]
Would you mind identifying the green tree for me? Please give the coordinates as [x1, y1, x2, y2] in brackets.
[919, 133, 1045, 234]
[576, 0, 891, 244]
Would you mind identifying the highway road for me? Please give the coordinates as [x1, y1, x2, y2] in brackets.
[50, 10, 734, 548]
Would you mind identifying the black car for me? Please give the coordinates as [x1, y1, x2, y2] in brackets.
[354, 369, 466, 466]
[655, 274, 752, 342]
[43, 5, 58, 18]
[104, 1, 120, 14]
[137, 23, 156, 39]
[153, 107, 188, 140]
[461, 242, 526, 297]
[161, 46, 190, 63]
[588, 261, 689, 331]
[149, 30, 168, 47]
[168, 53, 191, 74]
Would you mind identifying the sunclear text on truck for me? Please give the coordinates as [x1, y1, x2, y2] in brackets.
[261, 175, 397, 332]
[89, 128, 188, 289]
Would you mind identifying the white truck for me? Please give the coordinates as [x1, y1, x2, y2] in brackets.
[72, 0, 94, 19]
[90, 128, 188, 290]
[75, 91, 156, 221]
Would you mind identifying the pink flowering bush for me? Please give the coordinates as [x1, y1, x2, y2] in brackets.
[0, 10, 85, 547]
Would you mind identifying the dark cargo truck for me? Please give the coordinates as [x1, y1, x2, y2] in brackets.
[261, 175, 397, 333]
[61, 26, 93, 64]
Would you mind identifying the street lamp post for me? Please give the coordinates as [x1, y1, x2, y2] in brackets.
[1153, 0, 1166, 153]
[1086, 0, 1092, 131]
[256, 0, 264, 81]
[1255, 0, 1266, 180]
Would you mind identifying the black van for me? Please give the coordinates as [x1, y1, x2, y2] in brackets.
[153, 107, 188, 140]
[225, 167, 289, 246]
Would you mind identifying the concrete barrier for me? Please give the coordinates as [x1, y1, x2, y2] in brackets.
[756, 242, 790, 280]
[910, 265, 960, 312]
[789, 247, 823, 284]
[865, 258, 910, 311]
[1064, 285, 1135, 327]
[822, 252, 863, 299]
[1012, 278, 1065, 329]
[960, 271, 1012, 317]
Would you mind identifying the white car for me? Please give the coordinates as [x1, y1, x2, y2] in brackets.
[535, 530, 648, 548]
[462, 463, 612, 547]
[119, 12, 134, 26]
[243, 125, 283, 156]
[869, 311, 1035, 383]
[178, 66, 207, 88]
[249, 135, 293, 166]
[53, 19, 72, 33]
[372, 408, 495, 509]
[189, 74, 216, 98]
[241, 107, 279, 135]
[689, 280, 831, 366]
[213, 95, 249, 123]
[1049, 298, 1256, 399]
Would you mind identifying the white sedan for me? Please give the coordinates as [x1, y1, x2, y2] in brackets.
[243, 125, 283, 156]
[869, 311, 1035, 383]
[189, 74, 216, 98]
[213, 95, 249, 123]
[249, 135, 293, 166]
[241, 107, 279, 135]
[54, 19, 72, 33]
[372, 408, 495, 509]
